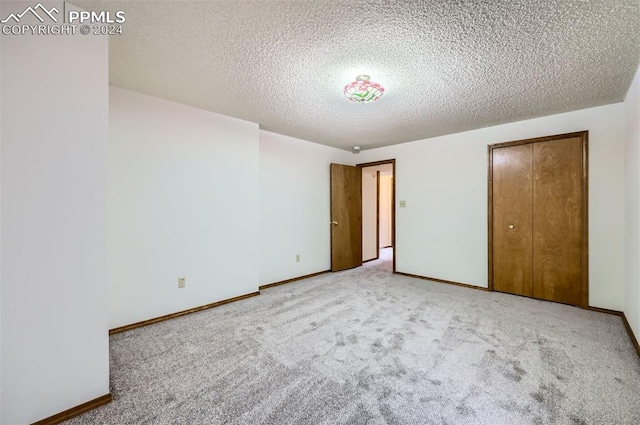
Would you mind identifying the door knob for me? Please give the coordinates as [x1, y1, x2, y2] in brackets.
[508, 224, 515, 229]
[331, 221, 338, 225]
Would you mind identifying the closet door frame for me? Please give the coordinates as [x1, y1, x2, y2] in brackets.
[487, 131, 589, 308]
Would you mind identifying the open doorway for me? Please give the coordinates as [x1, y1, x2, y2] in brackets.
[358, 160, 395, 272]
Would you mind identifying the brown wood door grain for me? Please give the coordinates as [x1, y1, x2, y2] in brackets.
[331, 163, 362, 272]
[492, 145, 534, 297]
[532, 137, 583, 305]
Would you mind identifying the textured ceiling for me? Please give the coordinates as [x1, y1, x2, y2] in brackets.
[75, 0, 639, 150]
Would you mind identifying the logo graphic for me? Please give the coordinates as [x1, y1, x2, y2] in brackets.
[1, 2, 126, 36]
[1, 2, 59, 23]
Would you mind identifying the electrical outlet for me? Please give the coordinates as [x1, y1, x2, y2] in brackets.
[296, 254, 300, 262]
[178, 277, 186, 288]
[399, 200, 407, 208]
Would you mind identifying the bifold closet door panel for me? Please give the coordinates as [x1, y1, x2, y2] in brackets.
[532, 137, 583, 306]
[492, 144, 533, 297]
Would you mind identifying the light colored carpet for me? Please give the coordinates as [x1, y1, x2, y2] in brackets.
[69, 249, 640, 424]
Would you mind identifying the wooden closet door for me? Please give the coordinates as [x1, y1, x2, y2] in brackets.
[492, 145, 534, 297]
[532, 137, 583, 305]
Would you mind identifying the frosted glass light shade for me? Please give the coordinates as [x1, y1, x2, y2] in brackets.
[344, 75, 384, 104]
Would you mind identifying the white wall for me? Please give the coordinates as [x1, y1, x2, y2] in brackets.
[259, 131, 351, 285]
[0, 27, 3, 419]
[358, 104, 626, 310]
[109, 87, 259, 329]
[1, 12, 110, 424]
[625, 66, 640, 336]
[362, 168, 378, 261]
[379, 175, 393, 248]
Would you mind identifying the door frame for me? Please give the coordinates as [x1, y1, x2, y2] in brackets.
[362, 170, 381, 263]
[487, 131, 589, 308]
[357, 159, 396, 273]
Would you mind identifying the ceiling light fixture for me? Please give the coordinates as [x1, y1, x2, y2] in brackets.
[343, 75, 384, 104]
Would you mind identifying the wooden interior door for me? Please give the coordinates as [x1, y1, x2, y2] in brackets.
[532, 137, 583, 305]
[492, 144, 534, 297]
[330, 163, 362, 271]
